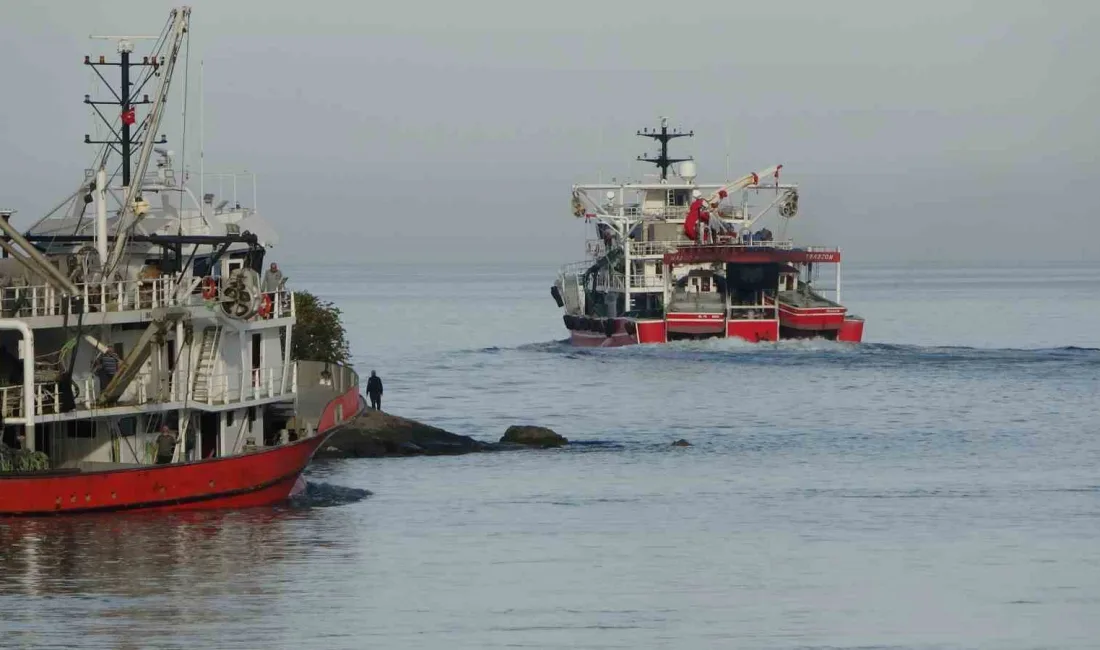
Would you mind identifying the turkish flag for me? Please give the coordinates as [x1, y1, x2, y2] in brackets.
[121, 108, 136, 125]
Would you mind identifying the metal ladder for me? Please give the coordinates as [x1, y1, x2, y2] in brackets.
[190, 325, 222, 403]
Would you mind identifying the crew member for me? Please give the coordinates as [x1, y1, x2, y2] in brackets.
[154, 425, 177, 465]
[261, 262, 284, 293]
[93, 345, 121, 393]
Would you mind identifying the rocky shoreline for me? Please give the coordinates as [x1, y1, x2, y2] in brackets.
[316, 411, 568, 459]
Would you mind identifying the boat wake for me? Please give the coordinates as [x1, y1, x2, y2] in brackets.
[501, 338, 1100, 369]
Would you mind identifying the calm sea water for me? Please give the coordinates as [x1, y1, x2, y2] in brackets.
[2, 261, 1099, 649]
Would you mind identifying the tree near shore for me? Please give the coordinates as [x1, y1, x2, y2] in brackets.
[290, 291, 350, 364]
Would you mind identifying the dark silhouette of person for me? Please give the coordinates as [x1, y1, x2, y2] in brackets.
[366, 370, 383, 411]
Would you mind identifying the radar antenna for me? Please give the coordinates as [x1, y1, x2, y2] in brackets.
[636, 116, 693, 181]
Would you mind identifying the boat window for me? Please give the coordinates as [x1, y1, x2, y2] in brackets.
[66, 420, 96, 439]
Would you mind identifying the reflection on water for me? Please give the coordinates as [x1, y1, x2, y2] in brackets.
[0, 506, 363, 649]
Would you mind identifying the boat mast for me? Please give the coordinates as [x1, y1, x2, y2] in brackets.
[84, 32, 162, 261]
[93, 7, 192, 279]
[636, 116, 693, 181]
[628, 118, 694, 312]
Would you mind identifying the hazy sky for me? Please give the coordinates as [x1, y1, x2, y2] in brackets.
[2, 0, 1099, 265]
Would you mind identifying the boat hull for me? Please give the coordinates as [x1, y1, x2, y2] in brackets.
[566, 318, 666, 347]
[564, 315, 862, 346]
[0, 386, 363, 516]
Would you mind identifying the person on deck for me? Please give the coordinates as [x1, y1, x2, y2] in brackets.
[154, 425, 177, 465]
[261, 262, 285, 293]
[366, 371, 383, 411]
[93, 345, 121, 393]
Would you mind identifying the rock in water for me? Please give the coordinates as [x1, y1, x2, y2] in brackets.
[671, 439, 692, 447]
[320, 410, 489, 458]
[500, 425, 568, 448]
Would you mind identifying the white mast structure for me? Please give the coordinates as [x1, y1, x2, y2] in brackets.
[101, 7, 192, 280]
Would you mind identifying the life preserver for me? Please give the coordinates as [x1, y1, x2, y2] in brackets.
[201, 276, 217, 299]
[257, 293, 273, 318]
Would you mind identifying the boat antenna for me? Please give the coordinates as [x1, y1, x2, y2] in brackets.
[724, 125, 730, 179]
[84, 34, 161, 191]
[199, 58, 205, 221]
[636, 116, 693, 181]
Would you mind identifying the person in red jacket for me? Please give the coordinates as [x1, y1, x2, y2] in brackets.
[683, 190, 711, 243]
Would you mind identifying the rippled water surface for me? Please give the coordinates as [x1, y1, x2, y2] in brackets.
[2, 262, 1099, 649]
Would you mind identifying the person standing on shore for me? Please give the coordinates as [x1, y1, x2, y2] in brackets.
[366, 370, 383, 411]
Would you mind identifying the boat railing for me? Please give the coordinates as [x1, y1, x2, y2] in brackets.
[629, 240, 682, 256]
[0, 364, 298, 419]
[596, 273, 665, 292]
[727, 303, 780, 320]
[0, 274, 295, 321]
[628, 239, 797, 257]
[705, 239, 795, 250]
[558, 260, 594, 276]
[1, 374, 150, 418]
[294, 360, 359, 437]
[642, 206, 689, 219]
[191, 365, 296, 406]
[596, 205, 746, 220]
[263, 290, 295, 319]
[585, 239, 606, 258]
[0, 276, 182, 318]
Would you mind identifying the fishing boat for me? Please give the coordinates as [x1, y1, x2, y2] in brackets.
[0, 6, 362, 515]
[551, 118, 864, 347]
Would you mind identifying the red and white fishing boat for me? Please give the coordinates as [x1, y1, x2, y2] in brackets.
[551, 118, 864, 347]
[0, 7, 362, 515]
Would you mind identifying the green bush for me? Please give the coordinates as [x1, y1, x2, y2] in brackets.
[291, 291, 350, 364]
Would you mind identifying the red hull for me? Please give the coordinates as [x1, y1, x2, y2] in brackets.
[567, 318, 669, 347]
[0, 385, 363, 516]
[566, 315, 862, 346]
[776, 304, 847, 331]
[837, 317, 865, 342]
[666, 312, 725, 335]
